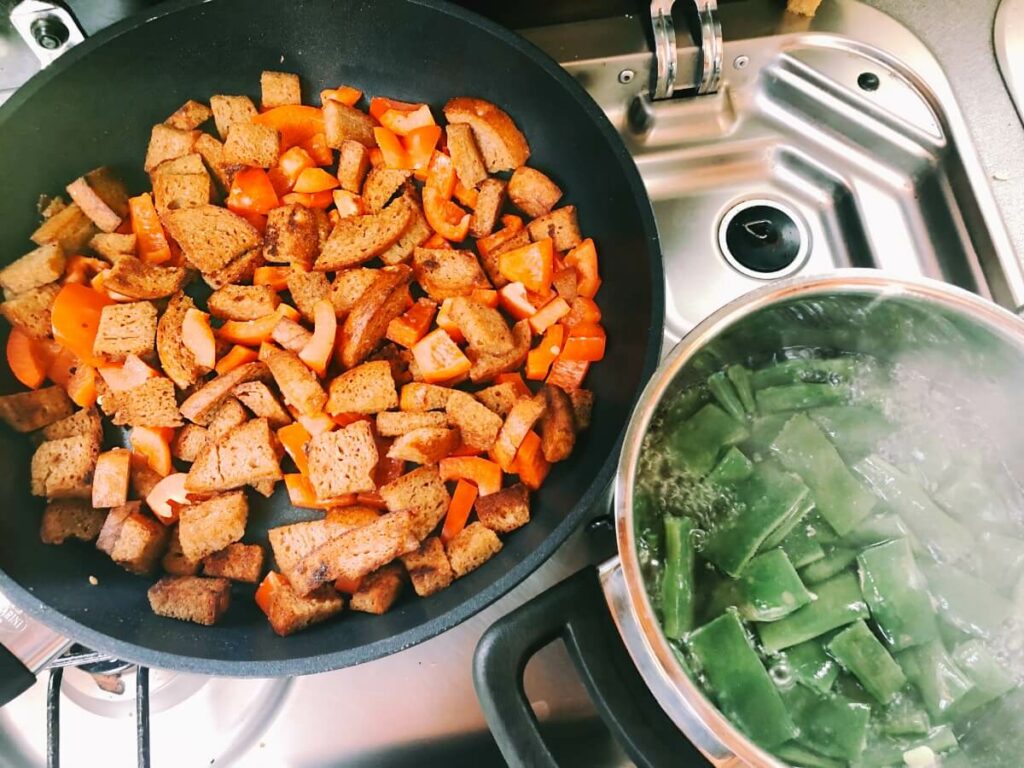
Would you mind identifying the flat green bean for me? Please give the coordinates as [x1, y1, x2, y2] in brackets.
[761, 494, 814, 551]
[853, 725, 959, 768]
[947, 639, 1015, 718]
[922, 564, 1012, 640]
[752, 357, 870, 389]
[708, 371, 747, 422]
[757, 383, 852, 414]
[775, 743, 844, 768]
[781, 524, 827, 569]
[776, 639, 840, 695]
[857, 539, 938, 651]
[800, 546, 859, 584]
[783, 683, 871, 761]
[739, 548, 814, 622]
[896, 641, 975, 721]
[809, 405, 891, 463]
[665, 403, 749, 478]
[726, 364, 756, 415]
[976, 530, 1024, 592]
[758, 571, 869, 653]
[880, 693, 931, 737]
[827, 620, 907, 705]
[706, 446, 753, 486]
[661, 516, 695, 639]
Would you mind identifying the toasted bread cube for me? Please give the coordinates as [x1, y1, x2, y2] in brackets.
[233, 381, 291, 428]
[130, 457, 163, 499]
[104, 256, 187, 300]
[97, 502, 169, 575]
[569, 389, 594, 431]
[202, 248, 265, 289]
[337, 140, 370, 193]
[400, 536, 454, 597]
[265, 348, 327, 417]
[445, 390, 502, 452]
[41, 406, 103, 443]
[162, 526, 201, 576]
[469, 178, 507, 239]
[194, 133, 237, 191]
[66, 167, 130, 233]
[157, 292, 204, 390]
[0, 387, 71, 433]
[152, 171, 211, 215]
[165, 99, 212, 131]
[261, 70, 301, 109]
[271, 316, 313, 353]
[31, 202, 97, 253]
[330, 268, 378, 318]
[92, 301, 157, 359]
[446, 123, 488, 189]
[475, 483, 530, 534]
[186, 419, 282, 493]
[40, 499, 106, 545]
[0, 242, 65, 296]
[379, 199, 432, 266]
[469, 320, 531, 384]
[387, 427, 459, 465]
[144, 124, 199, 173]
[110, 377, 182, 428]
[151, 153, 206, 177]
[448, 297, 513, 355]
[0, 282, 60, 338]
[180, 361, 269, 425]
[251, 478, 277, 497]
[264, 203, 322, 268]
[177, 490, 248, 562]
[306, 421, 378, 499]
[316, 197, 415, 271]
[206, 396, 248, 442]
[268, 517, 365, 579]
[164, 204, 260, 274]
[492, 394, 547, 469]
[527, 206, 582, 251]
[258, 573, 344, 636]
[324, 505, 381, 528]
[369, 343, 413, 387]
[326, 360, 398, 415]
[539, 384, 576, 462]
[323, 101, 377, 148]
[362, 168, 411, 213]
[787, 0, 822, 16]
[203, 542, 265, 583]
[286, 271, 330, 322]
[474, 383, 519, 418]
[478, 228, 530, 288]
[379, 465, 450, 540]
[446, 522, 502, 578]
[91, 448, 132, 508]
[89, 232, 136, 262]
[208, 284, 279, 321]
[31, 434, 99, 499]
[349, 562, 404, 614]
[412, 248, 490, 301]
[399, 382, 453, 412]
[148, 576, 231, 626]
[376, 410, 447, 437]
[552, 267, 578, 303]
[210, 94, 258, 140]
[508, 166, 562, 218]
[444, 97, 530, 172]
[171, 424, 209, 463]
[224, 122, 280, 167]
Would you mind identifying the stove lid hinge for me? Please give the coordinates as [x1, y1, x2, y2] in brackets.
[650, 0, 723, 99]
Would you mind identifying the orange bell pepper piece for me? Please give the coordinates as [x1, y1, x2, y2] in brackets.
[131, 426, 173, 477]
[435, 298, 465, 343]
[218, 305, 300, 347]
[298, 300, 337, 377]
[453, 181, 478, 209]
[385, 298, 437, 349]
[253, 105, 325, 149]
[526, 324, 565, 381]
[425, 151, 457, 199]
[97, 354, 160, 392]
[422, 188, 470, 242]
[270, 145, 316, 195]
[277, 422, 312, 475]
[253, 266, 291, 292]
[332, 189, 365, 219]
[564, 296, 603, 328]
[292, 167, 340, 194]
[411, 328, 471, 383]
[63, 255, 108, 285]
[50, 283, 114, 365]
[128, 193, 172, 265]
[177, 308, 214, 369]
[284, 473, 355, 509]
[439, 456, 502, 498]
[422, 232, 451, 249]
[215, 344, 259, 375]
[471, 289, 499, 308]
[511, 430, 550, 490]
[565, 238, 601, 298]
[333, 574, 364, 594]
[374, 454, 406, 487]
[46, 346, 78, 389]
[227, 167, 280, 216]
[255, 571, 286, 615]
[6, 329, 54, 389]
[288, 406, 337, 436]
[499, 238, 554, 293]
[476, 219, 524, 259]
[373, 126, 412, 170]
[498, 282, 539, 321]
[528, 297, 571, 334]
[65, 363, 97, 407]
[546, 358, 590, 392]
[495, 372, 532, 398]
[369, 96, 420, 121]
[368, 148, 385, 168]
[404, 125, 442, 178]
[441, 479, 479, 543]
[321, 86, 362, 107]
[146, 472, 189, 525]
[281, 190, 334, 209]
[560, 322, 606, 362]
[378, 104, 435, 136]
[301, 132, 334, 166]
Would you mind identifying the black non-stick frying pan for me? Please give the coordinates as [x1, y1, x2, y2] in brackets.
[0, 0, 663, 699]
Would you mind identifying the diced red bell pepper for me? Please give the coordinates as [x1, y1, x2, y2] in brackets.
[546, 358, 590, 391]
[526, 324, 565, 381]
[386, 298, 438, 348]
[498, 282, 539, 321]
[422, 188, 470, 242]
[560, 322, 606, 362]
[129, 193, 172, 265]
[499, 238, 554, 294]
[373, 126, 412, 170]
[227, 167, 280, 215]
[565, 238, 601, 298]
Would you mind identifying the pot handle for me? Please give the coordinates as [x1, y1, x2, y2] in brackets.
[473, 566, 708, 768]
[0, 591, 72, 706]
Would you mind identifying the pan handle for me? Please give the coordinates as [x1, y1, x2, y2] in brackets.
[0, 591, 72, 706]
[473, 565, 709, 768]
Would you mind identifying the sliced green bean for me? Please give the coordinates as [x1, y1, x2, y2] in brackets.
[726, 364, 756, 415]
[746, 413, 789, 454]
[958, 687, 1024, 766]
[699, 569, 743, 624]
[781, 524, 827, 569]
[752, 356, 870, 389]
[770, 413, 876, 536]
[757, 382, 852, 414]
[665, 403, 749, 478]
[806, 510, 840, 545]
[976, 530, 1024, 592]
[706, 446, 753, 486]
[946, 639, 1015, 718]
[761, 494, 814, 552]
[775, 743, 844, 768]
[708, 371, 746, 422]
[758, 571, 869, 653]
[853, 725, 959, 768]
[661, 516, 695, 640]
[896, 641, 975, 721]
[922, 564, 1013, 640]
[800, 546, 859, 584]
[843, 512, 916, 551]
[686, 611, 797, 748]
[783, 683, 871, 761]
[880, 693, 931, 737]
[776, 639, 840, 695]
[809, 405, 891, 463]
[738, 548, 814, 622]
[827, 620, 907, 705]
[857, 539, 938, 652]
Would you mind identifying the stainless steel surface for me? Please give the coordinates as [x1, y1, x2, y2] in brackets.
[694, 0, 723, 95]
[650, 0, 679, 99]
[996, 0, 1024, 123]
[650, 0, 723, 98]
[0, 592, 71, 675]
[9, 1, 84, 68]
[611, 269, 1024, 767]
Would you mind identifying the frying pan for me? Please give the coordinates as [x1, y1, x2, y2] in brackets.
[0, 0, 663, 702]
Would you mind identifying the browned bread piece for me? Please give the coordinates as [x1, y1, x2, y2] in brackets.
[475, 483, 530, 534]
[369, 342, 413, 386]
[261, 70, 301, 109]
[91, 448, 132, 508]
[444, 97, 530, 172]
[0, 409, 61, 467]
[469, 319, 531, 384]
[208, 284, 279, 322]
[89, 232, 136, 261]
[271, 316, 313, 352]
[268, 517, 366, 580]
[0, 282, 60, 338]
[104, 256, 187, 300]
[326, 360, 398, 415]
[203, 542, 265, 583]
[330, 268, 379, 318]
[186, 419, 282, 493]
[0, 242, 65, 295]
[144, 124, 199, 173]
[162, 526, 201, 576]
[494, 393, 547, 463]
[233, 381, 291, 428]
[31, 434, 99, 499]
[399, 382, 453, 412]
[41, 406, 103, 443]
[31, 202, 97, 253]
[95, 502, 131, 555]
[448, 297, 514, 355]
[445, 123, 488, 189]
[387, 427, 459, 465]
[400, 536, 453, 597]
[569, 388, 594, 431]
[787, 0, 822, 16]
[98, 502, 169, 575]
[152, 171, 211, 216]
[337, 139, 370, 193]
[508, 166, 562, 218]
[259, 574, 344, 636]
[445, 521, 503, 578]
[264, 347, 326, 417]
[194, 133, 238, 191]
[323, 101, 377, 148]
[286, 270, 331, 321]
[379, 465, 450, 541]
[202, 247, 265, 289]
[469, 178, 506, 239]
[527, 206, 582, 251]
[39, 196, 67, 219]
[157, 292, 203, 389]
[412, 249, 490, 301]
[445, 390, 502, 452]
[316, 196, 414, 271]
[362, 168, 411, 212]
[478, 228, 530, 289]
[306, 420, 378, 499]
[130, 457, 163, 499]
[92, 301, 157, 359]
[179, 361, 269, 425]
[552, 267, 578, 303]
[539, 384, 575, 462]
[251, 478, 277, 498]
[163, 205, 260, 273]
[474, 382, 519, 418]
[264, 203, 322, 268]
[172, 423, 208, 463]
[210, 94, 258, 140]
[110, 377, 182, 428]
[165, 100, 212, 131]
[206, 396, 249, 441]
[148, 575, 231, 626]
[151, 153, 206, 177]
[40, 499, 106, 545]
[349, 562, 405, 614]
[324, 505, 381, 528]
[66, 167, 130, 233]
[177, 490, 248, 561]
[339, 265, 414, 369]
[379, 197, 432, 265]
[376, 410, 447, 437]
